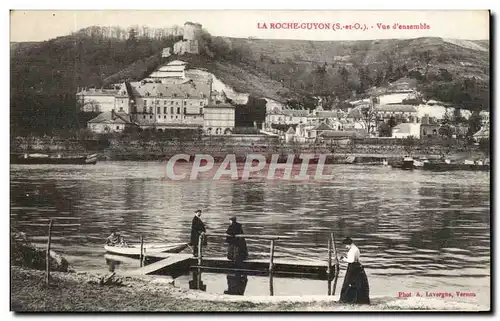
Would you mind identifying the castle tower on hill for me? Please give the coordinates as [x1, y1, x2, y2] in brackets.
[173, 22, 202, 55]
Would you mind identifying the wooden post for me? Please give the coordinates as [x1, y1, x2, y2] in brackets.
[197, 232, 204, 289]
[327, 235, 332, 295]
[140, 236, 144, 267]
[331, 232, 340, 296]
[45, 219, 53, 286]
[269, 239, 275, 296]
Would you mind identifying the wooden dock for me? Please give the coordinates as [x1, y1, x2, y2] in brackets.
[116, 232, 341, 296]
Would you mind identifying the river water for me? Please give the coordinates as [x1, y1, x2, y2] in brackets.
[10, 162, 490, 303]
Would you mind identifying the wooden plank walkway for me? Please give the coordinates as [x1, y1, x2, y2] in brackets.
[122, 254, 192, 277]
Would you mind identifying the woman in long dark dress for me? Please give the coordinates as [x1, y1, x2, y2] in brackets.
[339, 237, 370, 304]
[225, 216, 248, 264]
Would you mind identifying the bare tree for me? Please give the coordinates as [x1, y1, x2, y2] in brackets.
[356, 101, 377, 135]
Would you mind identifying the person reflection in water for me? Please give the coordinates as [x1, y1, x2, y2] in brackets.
[339, 237, 370, 304]
[224, 273, 248, 295]
[225, 216, 248, 264]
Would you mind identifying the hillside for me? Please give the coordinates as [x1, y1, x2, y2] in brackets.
[10, 26, 490, 135]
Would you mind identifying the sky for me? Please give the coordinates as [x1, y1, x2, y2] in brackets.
[10, 10, 490, 42]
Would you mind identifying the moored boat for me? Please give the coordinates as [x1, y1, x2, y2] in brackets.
[422, 162, 490, 172]
[104, 242, 188, 258]
[11, 153, 98, 165]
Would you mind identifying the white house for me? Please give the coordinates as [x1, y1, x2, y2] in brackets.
[87, 110, 134, 133]
[392, 123, 421, 139]
[204, 102, 235, 135]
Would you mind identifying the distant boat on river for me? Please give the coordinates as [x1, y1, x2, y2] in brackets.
[11, 153, 98, 165]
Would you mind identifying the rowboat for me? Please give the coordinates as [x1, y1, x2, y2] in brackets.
[104, 242, 188, 258]
[11, 153, 98, 165]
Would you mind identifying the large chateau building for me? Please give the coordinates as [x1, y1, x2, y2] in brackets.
[81, 59, 235, 135]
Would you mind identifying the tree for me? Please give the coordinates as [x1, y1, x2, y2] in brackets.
[439, 124, 452, 138]
[478, 138, 490, 156]
[359, 103, 377, 135]
[467, 111, 483, 137]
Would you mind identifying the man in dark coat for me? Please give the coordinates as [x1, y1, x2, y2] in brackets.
[190, 209, 206, 257]
[225, 216, 248, 264]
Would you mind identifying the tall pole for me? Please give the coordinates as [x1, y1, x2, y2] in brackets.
[327, 235, 332, 295]
[140, 236, 144, 267]
[197, 232, 204, 289]
[331, 232, 340, 296]
[269, 239, 275, 296]
[46, 219, 53, 286]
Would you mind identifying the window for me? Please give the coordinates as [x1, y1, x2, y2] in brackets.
[184, 101, 187, 106]
[164, 107, 167, 114]
[171, 116, 173, 119]
[177, 107, 180, 114]
[116, 126, 119, 130]
[194, 116, 196, 119]
[150, 115, 152, 119]
[199, 108, 203, 114]
[170, 107, 174, 114]
[176, 116, 178, 119]
[157, 107, 160, 114]
[158, 115, 161, 119]
[176, 101, 179, 105]
[184, 108, 187, 114]
[164, 115, 166, 119]
[143, 106, 147, 113]
[164, 100, 167, 105]
[143, 115, 146, 119]
[171, 101, 174, 105]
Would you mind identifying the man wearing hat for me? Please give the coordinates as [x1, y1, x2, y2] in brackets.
[190, 209, 206, 257]
[225, 216, 248, 264]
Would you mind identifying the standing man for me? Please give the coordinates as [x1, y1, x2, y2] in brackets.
[190, 209, 206, 257]
[225, 216, 248, 264]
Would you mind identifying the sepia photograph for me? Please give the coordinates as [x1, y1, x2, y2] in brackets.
[9, 9, 491, 312]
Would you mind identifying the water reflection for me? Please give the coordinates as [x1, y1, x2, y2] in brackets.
[225, 273, 248, 295]
[10, 162, 490, 290]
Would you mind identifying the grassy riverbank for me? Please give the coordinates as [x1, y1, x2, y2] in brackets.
[11, 267, 488, 312]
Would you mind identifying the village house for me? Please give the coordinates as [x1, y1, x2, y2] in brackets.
[391, 123, 421, 139]
[420, 124, 440, 139]
[375, 104, 419, 123]
[473, 125, 489, 142]
[204, 101, 236, 135]
[76, 87, 120, 113]
[87, 110, 134, 133]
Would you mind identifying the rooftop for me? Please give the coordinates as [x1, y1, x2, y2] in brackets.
[126, 81, 211, 99]
[87, 111, 132, 124]
[376, 104, 418, 113]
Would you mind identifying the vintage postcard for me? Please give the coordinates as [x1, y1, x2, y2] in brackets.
[9, 10, 491, 312]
